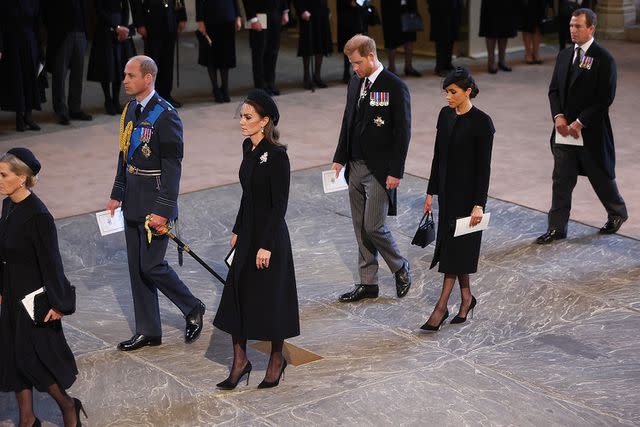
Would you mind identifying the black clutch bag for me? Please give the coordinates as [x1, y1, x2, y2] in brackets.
[401, 12, 424, 33]
[411, 212, 436, 248]
[33, 291, 52, 326]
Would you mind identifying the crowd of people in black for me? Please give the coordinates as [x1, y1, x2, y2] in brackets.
[0, 0, 598, 133]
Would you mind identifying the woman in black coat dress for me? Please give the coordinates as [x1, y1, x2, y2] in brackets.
[421, 68, 494, 331]
[337, 0, 368, 83]
[0, 0, 42, 132]
[295, 0, 333, 90]
[0, 148, 85, 427]
[381, 0, 420, 76]
[196, 0, 242, 103]
[520, 0, 549, 63]
[87, 0, 136, 115]
[479, 0, 518, 73]
[214, 90, 299, 390]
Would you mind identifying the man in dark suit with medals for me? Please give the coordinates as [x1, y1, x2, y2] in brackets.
[537, 8, 628, 244]
[332, 35, 412, 302]
[243, 0, 290, 95]
[107, 55, 205, 351]
[130, 0, 186, 107]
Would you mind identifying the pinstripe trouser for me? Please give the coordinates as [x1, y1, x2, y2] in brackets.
[348, 160, 405, 285]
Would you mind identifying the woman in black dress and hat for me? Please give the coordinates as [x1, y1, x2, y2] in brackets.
[87, 0, 136, 115]
[295, 0, 333, 90]
[421, 68, 494, 331]
[214, 90, 300, 390]
[0, 148, 85, 426]
[196, 0, 242, 103]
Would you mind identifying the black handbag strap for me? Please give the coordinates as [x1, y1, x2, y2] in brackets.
[419, 211, 433, 227]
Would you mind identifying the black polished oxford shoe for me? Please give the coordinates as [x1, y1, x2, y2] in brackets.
[185, 300, 205, 343]
[117, 334, 161, 351]
[339, 284, 379, 302]
[599, 216, 627, 234]
[395, 260, 412, 298]
[535, 229, 567, 244]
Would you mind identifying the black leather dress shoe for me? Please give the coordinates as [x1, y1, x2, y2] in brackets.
[535, 229, 567, 244]
[599, 216, 627, 234]
[339, 284, 379, 302]
[69, 111, 93, 121]
[57, 115, 71, 126]
[395, 260, 412, 298]
[185, 300, 205, 343]
[117, 334, 161, 351]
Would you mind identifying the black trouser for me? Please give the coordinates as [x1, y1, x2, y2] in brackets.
[248, 11, 282, 89]
[549, 144, 627, 233]
[434, 36, 454, 72]
[144, 31, 177, 99]
[124, 221, 199, 337]
[51, 32, 87, 117]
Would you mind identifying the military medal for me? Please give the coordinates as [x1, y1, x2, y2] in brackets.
[140, 127, 153, 158]
[370, 92, 389, 107]
[579, 55, 593, 70]
[374, 116, 385, 127]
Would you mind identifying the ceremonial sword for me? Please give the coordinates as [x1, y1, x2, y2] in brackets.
[145, 216, 226, 285]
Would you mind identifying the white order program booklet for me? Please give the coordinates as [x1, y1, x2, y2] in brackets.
[245, 13, 268, 29]
[322, 168, 348, 193]
[96, 207, 124, 236]
[555, 132, 583, 146]
[454, 212, 491, 237]
[21, 287, 45, 321]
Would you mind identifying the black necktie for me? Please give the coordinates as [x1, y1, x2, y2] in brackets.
[135, 104, 142, 121]
[572, 46, 582, 70]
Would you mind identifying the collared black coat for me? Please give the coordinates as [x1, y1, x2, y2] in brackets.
[195, 0, 241, 68]
[42, 0, 88, 72]
[87, 0, 136, 83]
[427, 106, 494, 274]
[0, 0, 42, 113]
[294, 0, 333, 56]
[479, 0, 518, 38]
[214, 139, 300, 341]
[381, 0, 417, 49]
[333, 68, 411, 216]
[0, 193, 77, 392]
[130, 0, 187, 34]
[110, 93, 183, 222]
[337, 0, 368, 52]
[427, 0, 463, 42]
[548, 41, 617, 179]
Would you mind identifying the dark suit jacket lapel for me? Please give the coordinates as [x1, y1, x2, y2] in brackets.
[569, 42, 596, 89]
[557, 48, 572, 103]
[360, 70, 387, 134]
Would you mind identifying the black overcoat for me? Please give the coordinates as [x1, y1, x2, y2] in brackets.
[427, 0, 463, 42]
[42, 0, 88, 72]
[195, 0, 240, 68]
[294, 0, 333, 57]
[381, 0, 417, 49]
[87, 0, 136, 83]
[0, 193, 77, 392]
[337, 0, 368, 52]
[214, 139, 300, 341]
[427, 106, 494, 274]
[479, 0, 518, 38]
[0, 0, 42, 113]
[548, 41, 617, 179]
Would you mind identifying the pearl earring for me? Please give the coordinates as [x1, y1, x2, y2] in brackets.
[261, 127, 264, 134]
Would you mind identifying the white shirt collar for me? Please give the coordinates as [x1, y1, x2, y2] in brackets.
[365, 63, 384, 85]
[138, 90, 156, 111]
[575, 37, 594, 55]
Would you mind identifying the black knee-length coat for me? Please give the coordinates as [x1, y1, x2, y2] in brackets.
[214, 139, 300, 341]
[295, 0, 333, 57]
[479, 0, 518, 39]
[0, 193, 77, 392]
[87, 0, 136, 83]
[427, 106, 494, 274]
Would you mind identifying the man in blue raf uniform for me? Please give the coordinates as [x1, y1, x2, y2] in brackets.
[107, 55, 205, 351]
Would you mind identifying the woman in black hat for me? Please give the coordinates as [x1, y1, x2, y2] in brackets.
[0, 148, 86, 426]
[214, 90, 300, 390]
[421, 68, 494, 332]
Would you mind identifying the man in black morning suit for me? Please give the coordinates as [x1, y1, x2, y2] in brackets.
[107, 55, 205, 351]
[332, 35, 412, 302]
[537, 8, 628, 244]
[243, 0, 290, 95]
[130, 0, 187, 107]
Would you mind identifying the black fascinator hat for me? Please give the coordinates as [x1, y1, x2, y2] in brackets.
[7, 147, 41, 175]
[442, 67, 479, 99]
[245, 89, 280, 126]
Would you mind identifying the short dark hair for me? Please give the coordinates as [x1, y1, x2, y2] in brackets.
[572, 8, 597, 27]
[442, 67, 479, 99]
[344, 34, 377, 58]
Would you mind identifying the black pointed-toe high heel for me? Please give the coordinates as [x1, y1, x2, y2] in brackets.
[257, 358, 287, 389]
[420, 309, 449, 331]
[216, 361, 252, 390]
[450, 296, 477, 324]
[73, 397, 88, 427]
